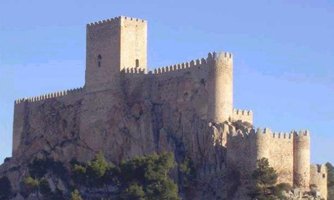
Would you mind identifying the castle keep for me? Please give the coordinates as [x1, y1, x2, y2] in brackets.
[10, 16, 327, 199]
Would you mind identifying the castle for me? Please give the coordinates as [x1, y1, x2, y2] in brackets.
[10, 16, 327, 199]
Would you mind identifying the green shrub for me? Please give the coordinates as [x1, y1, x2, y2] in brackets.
[71, 189, 83, 200]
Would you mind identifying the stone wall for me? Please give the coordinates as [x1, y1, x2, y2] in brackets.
[12, 88, 84, 158]
[226, 128, 311, 188]
[12, 52, 234, 166]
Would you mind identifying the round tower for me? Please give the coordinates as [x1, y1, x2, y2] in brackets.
[256, 128, 271, 160]
[293, 130, 310, 189]
[208, 52, 233, 123]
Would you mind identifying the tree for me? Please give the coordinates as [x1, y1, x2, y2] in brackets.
[248, 158, 278, 200]
[69, 152, 180, 199]
[119, 152, 180, 200]
[0, 176, 12, 200]
[87, 152, 109, 178]
[121, 183, 146, 200]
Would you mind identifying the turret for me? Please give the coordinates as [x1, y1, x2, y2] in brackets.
[293, 130, 310, 189]
[256, 128, 271, 160]
[310, 164, 328, 200]
[208, 52, 233, 122]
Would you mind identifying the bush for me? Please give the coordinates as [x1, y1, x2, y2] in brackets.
[121, 183, 146, 200]
[71, 189, 83, 200]
[87, 152, 109, 179]
[23, 176, 39, 191]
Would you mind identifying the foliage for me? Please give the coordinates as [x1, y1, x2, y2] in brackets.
[0, 176, 12, 200]
[121, 183, 146, 200]
[71, 189, 83, 200]
[70, 152, 180, 199]
[87, 152, 110, 179]
[248, 158, 278, 200]
[327, 162, 334, 200]
[23, 175, 65, 199]
[118, 152, 179, 200]
[179, 156, 196, 188]
[71, 152, 116, 187]
[23, 176, 40, 192]
[273, 183, 292, 200]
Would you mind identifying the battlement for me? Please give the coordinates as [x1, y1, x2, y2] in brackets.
[232, 109, 253, 124]
[87, 16, 146, 28]
[14, 87, 84, 105]
[311, 164, 327, 175]
[148, 52, 232, 75]
[233, 109, 253, 116]
[229, 128, 311, 141]
[121, 67, 146, 74]
[150, 54, 210, 75]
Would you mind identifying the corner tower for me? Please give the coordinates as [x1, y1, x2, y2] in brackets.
[208, 52, 234, 122]
[85, 16, 147, 90]
[293, 130, 310, 189]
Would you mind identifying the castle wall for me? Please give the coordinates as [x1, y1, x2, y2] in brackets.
[226, 129, 311, 187]
[12, 88, 84, 160]
[226, 129, 257, 178]
[310, 164, 328, 200]
[263, 130, 294, 185]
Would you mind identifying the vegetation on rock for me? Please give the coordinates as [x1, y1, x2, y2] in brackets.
[71, 152, 180, 199]
[70, 189, 83, 200]
[248, 158, 292, 200]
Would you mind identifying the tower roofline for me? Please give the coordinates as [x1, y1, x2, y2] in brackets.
[87, 16, 147, 27]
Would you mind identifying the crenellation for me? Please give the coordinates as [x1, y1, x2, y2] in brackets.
[121, 67, 146, 74]
[232, 108, 253, 124]
[14, 87, 84, 105]
[87, 16, 121, 27]
[149, 53, 216, 76]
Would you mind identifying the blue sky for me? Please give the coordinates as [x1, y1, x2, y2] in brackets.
[0, 0, 333, 164]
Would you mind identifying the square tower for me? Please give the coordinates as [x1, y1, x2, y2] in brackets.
[85, 16, 147, 90]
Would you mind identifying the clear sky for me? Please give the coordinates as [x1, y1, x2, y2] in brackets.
[0, 0, 333, 164]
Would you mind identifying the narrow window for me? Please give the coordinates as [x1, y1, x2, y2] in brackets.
[136, 59, 140, 68]
[97, 54, 102, 67]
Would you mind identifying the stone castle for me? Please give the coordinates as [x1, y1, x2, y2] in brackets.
[7, 16, 327, 199]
